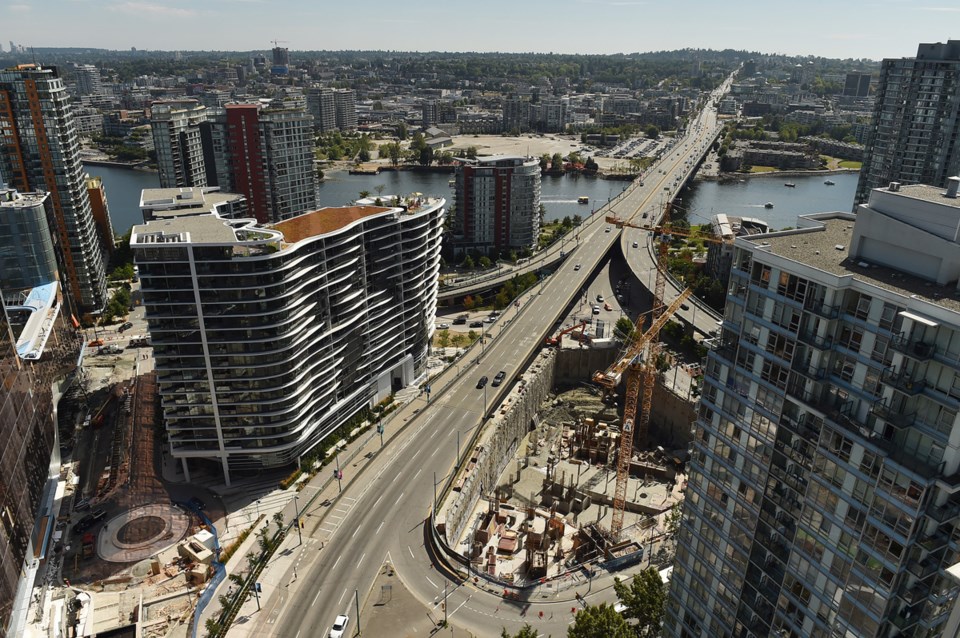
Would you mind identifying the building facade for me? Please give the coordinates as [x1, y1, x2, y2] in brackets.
[306, 86, 337, 132]
[667, 181, 960, 638]
[0, 190, 58, 295]
[211, 99, 316, 224]
[131, 197, 445, 484]
[333, 89, 357, 131]
[150, 99, 213, 189]
[856, 40, 960, 204]
[453, 156, 540, 256]
[85, 176, 115, 259]
[0, 64, 108, 312]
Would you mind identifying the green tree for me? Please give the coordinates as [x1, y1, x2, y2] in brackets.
[502, 626, 538, 638]
[551, 152, 564, 170]
[539, 154, 550, 171]
[419, 146, 434, 166]
[359, 190, 371, 199]
[397, 122, 408, 140]
[478, 256, 492, 269]
[567, 603, 632, 638]
[615, 317, 635, 340]
[463, 295, 475, 310]
[358, 148, 371, 162]
[465, 146, 478, 159]
[613, 568, 666, 637]
[437, 330, 450, 349]
[462, 254, 475, 269]
[644, 124, 660, 139]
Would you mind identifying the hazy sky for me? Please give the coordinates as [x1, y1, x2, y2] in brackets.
[3, 0, 956, 60]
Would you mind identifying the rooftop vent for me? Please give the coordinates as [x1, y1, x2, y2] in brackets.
[835, 245, 846, 251]
[889, 182, 901, 192]
[946, 176, 960, 199]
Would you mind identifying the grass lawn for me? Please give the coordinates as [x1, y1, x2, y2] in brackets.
[839, 160, 863, 169]
[748, 165, 777, 173]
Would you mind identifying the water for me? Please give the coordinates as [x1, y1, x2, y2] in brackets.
[82, 163, 160, 235]
[88, 162, 860, 236]
[317, 169, 628, 224]
[681, 172, 858, 230]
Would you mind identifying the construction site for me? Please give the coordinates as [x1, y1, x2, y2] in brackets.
[434, 206, 708, 591]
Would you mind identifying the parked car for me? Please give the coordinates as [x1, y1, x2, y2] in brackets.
[88, 338, 103, 347]
[118, 321, 133, 333]
[596, 294, 604, 303]
[592, 306, 601, 315]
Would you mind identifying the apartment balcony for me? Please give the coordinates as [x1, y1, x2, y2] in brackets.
[881, 367, 927, 396]
[797, 329, 833, 350]
[891, 335, 937, 361]
[803, 300, 840, 319]
[906, 557, 940, 580]
[790, 357, 828, 381]
[928, 502, 960, 524]
[919, 530, 951, 553]
[891, 610, 921, 632]
[870, 401, 916, 428]
[899, 580, 931, 605]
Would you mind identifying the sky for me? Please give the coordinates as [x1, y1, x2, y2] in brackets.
[2, 0, 957, 61]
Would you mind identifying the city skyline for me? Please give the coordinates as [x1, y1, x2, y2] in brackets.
[2, 0, 956, 61]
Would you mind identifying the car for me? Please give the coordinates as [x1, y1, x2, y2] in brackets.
[119, 321, 133, 333]
[604, 302, 612, 311]
[642, 212, 649, 219]
[453, 317, 467, 325]
[596, 294, 604, 303]
[484, 316, 496, 324]
[329, 614, 350, 638]
[469, 321, 484, 328]
[680, 303, 690, 311]
[72, 514, 94, 535]
[574, 264, 581, 271]
[88, 338, 103, 347]
[437, 323, 450, 330]
[592, 306, 601, 315]
[605, 226, 612, 233]
[492, 371, 506, 387]
[477, 376, 488, 389]
[632, 241, 639, 248]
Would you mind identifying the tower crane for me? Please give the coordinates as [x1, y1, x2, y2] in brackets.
[594, 200, 724, 540]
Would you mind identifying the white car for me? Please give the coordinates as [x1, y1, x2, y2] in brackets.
[329, 615, 349, 638]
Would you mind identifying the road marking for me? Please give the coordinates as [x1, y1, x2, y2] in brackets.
[451, 598, 469, 617]
[373, 494, 384, 508]
[338, 589, 347, 605]
[312, 589, 322, 607]
[425, 575, 438, 589]
[414, 468, 422, 480]
[357, 553, 366, 569]
[430, 446, 439, 458]
[352, 527, 360, 538]
[376, 521, 384, 534]
[296, 630, 301, 638]
[397, 491, 403, 502]
[332, 555, 341, 570]
[408, 545, 415, 559]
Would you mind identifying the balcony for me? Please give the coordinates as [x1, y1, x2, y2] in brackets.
[790, 358, 828, 381]
[928, 502, 960, 524]
[891, 334, 936, 360]
[891, 611, 921, 632]
[919, 530, 951, 552]
[881, 367, 927, 395]
[906, 558, 939, 580]
[797, 329, 833, 350]
[870, 401, 915, 428]
[803, 301, 839, 319]
[900, 581, 931, 605]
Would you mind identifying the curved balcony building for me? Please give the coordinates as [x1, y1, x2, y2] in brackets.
[131, 197, 445, 484]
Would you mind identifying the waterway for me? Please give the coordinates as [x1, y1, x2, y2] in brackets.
[681, 172, 858, 230]
[85, 162, 860, 237]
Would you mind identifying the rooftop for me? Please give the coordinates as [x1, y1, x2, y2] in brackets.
[892, 183, 960, 209]
[140, 187, 245, 220]
[272, 205, 392, 243]
[743, 214, 960, 313]
[0, 188, 47, 208]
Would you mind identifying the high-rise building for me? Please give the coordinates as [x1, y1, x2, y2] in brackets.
[139, 187, 247, 222]
[131, 196, 446, 484]
[856, 40, 960, 205]
[85, 176, 115, 258]
[306, 86, 337, 132]
[0, 189, 58, 295]
[149, 99, 213, 189]
[667, 180, 960, 638]
[70, 63, 103, 97]
[503, 97, 530, 133]
[271, 46, 289, 76]
[211, 98, 316, 223]
[0, 64, 108, 312]
[453, 156, 540, 256]
[333, 89, 357, 131]
[844, 71, 872, 98]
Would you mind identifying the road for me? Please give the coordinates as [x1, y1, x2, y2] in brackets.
[251, 83, 732, 638]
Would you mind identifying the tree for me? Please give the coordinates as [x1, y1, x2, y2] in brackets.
[359, 190, 371, 199]
[645, 124, 660, 139]
[502, 626, 538, 638]
[358, 148, 371, 162]
[465, 146, 478, 159]
[478, 256, 492, 269]
[615, 317, 635, 340]
[551, 152, 564, 170]
[567, 603, 632, 638]
[397, 122, 408, 140]
[437, 330, 450, 349]
[461, 255, 475, 270]
[463, 295, 475, 310]
[419, 146, 434, 166]
[613, 568, 666, 637]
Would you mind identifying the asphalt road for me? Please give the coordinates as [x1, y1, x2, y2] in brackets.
[257, 86, 732, 638]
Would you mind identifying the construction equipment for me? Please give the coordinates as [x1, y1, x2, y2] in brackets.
[595, 202, 699, 540]
[545, 321, 589, 347]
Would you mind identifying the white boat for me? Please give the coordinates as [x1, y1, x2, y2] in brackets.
[824, 179, 835, 185]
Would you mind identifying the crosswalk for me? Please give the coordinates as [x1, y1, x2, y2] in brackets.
[316, 496, 356, 542]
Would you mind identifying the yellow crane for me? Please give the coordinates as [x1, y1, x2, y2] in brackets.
[595, 204, 719, 539]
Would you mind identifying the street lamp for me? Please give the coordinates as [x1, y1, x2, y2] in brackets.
[255, 499, 261, 519]
[335, 451, 342, 493]
[293, 495, 302, 546]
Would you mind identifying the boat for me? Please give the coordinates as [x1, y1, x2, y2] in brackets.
[764, 202, 774, 208]
[577, 196, 589, 204]
[784, 182, 796, 188]
[824, 179, 835, 185]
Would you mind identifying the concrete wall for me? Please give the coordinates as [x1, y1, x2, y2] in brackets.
[553, 346, 619, 387]
[442, 349, 558, 544]
[650, 384, 696, 449]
